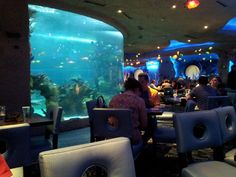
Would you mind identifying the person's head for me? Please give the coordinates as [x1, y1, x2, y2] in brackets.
[198, 75, 208, 85]
[124, 77, 142, 95]
[138, 73, 149, 90]
[163, 79, 170, 83]
[151, 79, 156, 84]
[209, 76, 218, 88]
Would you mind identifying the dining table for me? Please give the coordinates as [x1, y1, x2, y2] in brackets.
[0, 115, 53, 127]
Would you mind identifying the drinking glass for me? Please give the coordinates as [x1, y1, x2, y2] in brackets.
[22, 106, 31, 120]
[0, 106, 6, 122]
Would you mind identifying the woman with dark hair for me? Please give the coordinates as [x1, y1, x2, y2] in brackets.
[109, 77, 147, 144]
[209, 76, 227, 96]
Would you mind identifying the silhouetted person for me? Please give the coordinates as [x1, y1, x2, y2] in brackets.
[185, 75, 218, 111]
[227, 64, 236, 90]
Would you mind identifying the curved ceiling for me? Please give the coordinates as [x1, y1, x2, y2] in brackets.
[29, 0, 236, 53]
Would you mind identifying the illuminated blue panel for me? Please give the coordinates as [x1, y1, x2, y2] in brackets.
[124, 66, 136, 72]
[169, 57, 179, 78]
[146, 60, 159, 70]
[229, 60, 234, 72]
[164, 40, 215, 51]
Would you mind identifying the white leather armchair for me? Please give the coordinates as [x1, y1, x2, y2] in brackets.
[39, 137, 136, 177]
[174, 109, 236, 177]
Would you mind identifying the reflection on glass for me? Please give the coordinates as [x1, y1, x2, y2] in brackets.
[29, 5, 124, 119]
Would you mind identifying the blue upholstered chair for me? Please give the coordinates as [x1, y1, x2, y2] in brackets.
[85, 99, 97, 142]
[45, 106, 63, 149]
[153, 112, 176, 144]
[31, 107, 63, 162]
[0, 123, 31, 168]
[214, 106, 236, 166]
[92, 108, 142, 158]
[39, 137, 136, 177]
[227, 92, 236, 109]
[174, 110, 236, 177]
[207, 96, 232, 110]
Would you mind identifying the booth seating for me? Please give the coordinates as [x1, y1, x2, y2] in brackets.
[39, 137, 136, 177]
[207, 96, 232, 110]
[214, 106, 236, 166]
[86, 99, 98, 142]
[227, 92, 236, 110]
[174, 109, 236, 177]
[31, 107, 63, 162]
[92, 108, 143, 159]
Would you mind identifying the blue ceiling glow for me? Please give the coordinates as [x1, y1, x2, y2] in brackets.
[221, 17, 236, 31]
[229, 60, 234, 72]
[163, 40, 215, 51]
[180, 53, 219, 61]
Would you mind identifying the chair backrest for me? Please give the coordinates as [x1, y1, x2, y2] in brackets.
[174, 110, 222, 153]
[86, 99, 97, 122]
[227, 92, 236, 105]
[86, 97, 107, 122]
[86, 100, 100, 142]
[207, 96, 232, 110]
[46, 107, 63, 134]
[93, 108, 132, 140]
[39, 137, 136, 177]
[0, 123, 31, 168]
[213, 106, 236, 143]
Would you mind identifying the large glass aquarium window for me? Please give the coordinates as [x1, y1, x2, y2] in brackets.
[29, 5, 124, 119]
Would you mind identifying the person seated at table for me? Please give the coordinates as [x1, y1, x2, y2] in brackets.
[138, 73, 162, 144]
[185, 75, 218, 111]
[138, 73, 161, 108]
[161, 79, 172, 89]
[209, 76, 227, 96]
[176, 78, 186, 94]
[149, 79, 159, 90]
[109, 77, 147, 145]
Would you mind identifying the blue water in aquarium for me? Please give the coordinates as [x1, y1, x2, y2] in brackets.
[29, 5, 124, 119]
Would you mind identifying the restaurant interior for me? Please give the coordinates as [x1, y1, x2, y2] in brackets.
[1, 0, 236, 177]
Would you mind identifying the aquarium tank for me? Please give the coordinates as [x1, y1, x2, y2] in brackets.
[29, 5, 124, 119]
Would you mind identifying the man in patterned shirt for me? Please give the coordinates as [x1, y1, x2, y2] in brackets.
[109, 77, 147, 144]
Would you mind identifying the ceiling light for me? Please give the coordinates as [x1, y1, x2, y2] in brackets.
[204, 25, 208, 29]
[185, 0, 200, 9]
[187, 39, 191, 42]
[157, 46, 160, 49]
[172, 5, 177, 9]
[117, 9, 123, 14]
